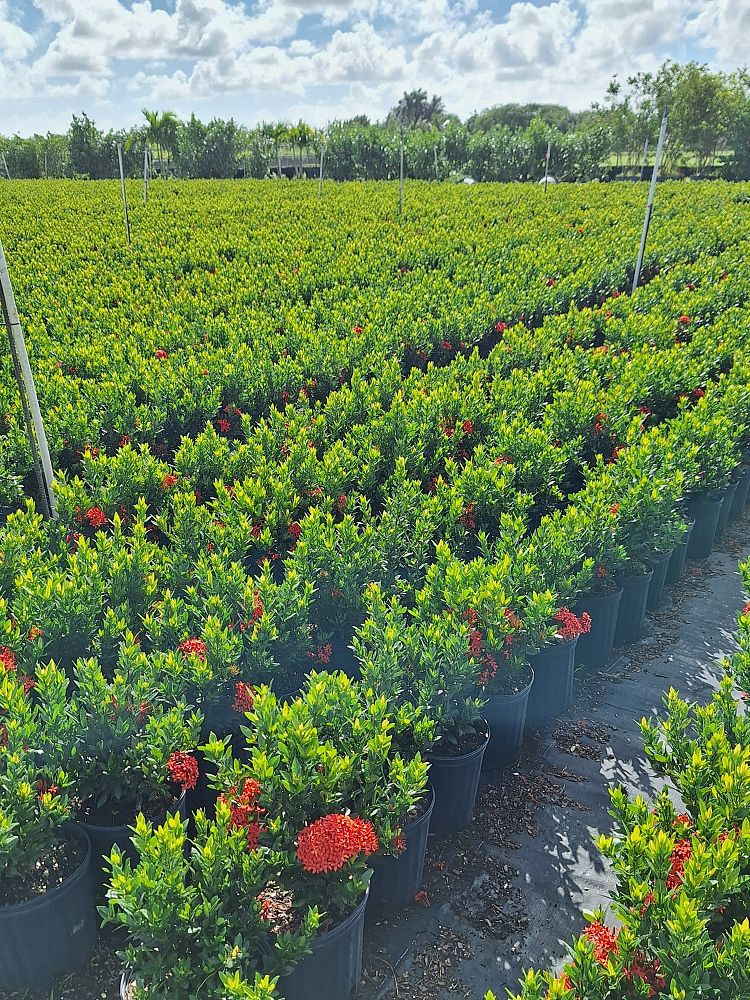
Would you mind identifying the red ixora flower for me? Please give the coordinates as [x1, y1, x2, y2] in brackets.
[0, 646, 17, 673]
[666, 837, 692, 889]
[218, 778, 265, 850]
[495, 321, 508, 333]
[166, 751, 199, 790]
[610, 503, 620, 514]
[85, 507, 108, 530]
[232, 681, 256, 714]
[162, 472, 179, 489]
[678, 315, 692, 325]
[597, 565, 608, 578]
[308, 643, 332, 665]
[178, 637, 207, 660]
[353, 325, 364, 334]
[28, 625, 44, 641]
[583, 920, 619, 965]
[462, 419, 474, 435]
[296, 814, 379, 873]
[216, 417, 231, 435]
[154, 348, 169, 359]
[288, 521, 302, 541]
[742, 602, 750, 616]
[693, 387, 705, 398]
[553, 608, 592, 640]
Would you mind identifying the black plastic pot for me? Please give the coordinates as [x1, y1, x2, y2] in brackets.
[614, 569, 653, 647]
[665, 518, 695, 586]
[427, 725, 490, 836]
[482, 669, 534, 770]
[0, 506, 13, 526]
[77, 790, 187, 894]
[328, 635, 360, 680]
[571, 587, 623, 669]
[730, 467, 750, 521]
[716, 480, 739, 538]
[646, 549, 673, 611]
[686, 492, 724, 559]
[279, 890, 369, 1000]
[369, 790, 434, 910]
[0, 824, 98, 992]
[526, 637, 577, 728]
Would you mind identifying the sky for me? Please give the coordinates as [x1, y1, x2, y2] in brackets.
[0, 0, 747, 135]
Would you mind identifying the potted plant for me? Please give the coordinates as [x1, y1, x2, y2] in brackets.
[287, 509, 383, 678]
[356, 561, 489, 836]
[0, 667, 97, 991]
[104, 807, 318, 999]
[40, 656, 202, 892]
[526, 607, 591, 727]
[202, 676, 399, 999]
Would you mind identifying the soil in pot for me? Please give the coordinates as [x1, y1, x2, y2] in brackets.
[614, 567, 653, 647]
[482, 665, 534, 770]
[686, 492, 724, 559]
[368, 790, 434, 910]
[646, 549, 673, 611]
[571, 586, 623, 669]
[278, 890, 369, 1000]
[427, 724, 490, 837]
[730, 467, 750, 521]
[526, 636, 577, 728]
[0, 824, 98, 992]
[665, 517, 695, 586]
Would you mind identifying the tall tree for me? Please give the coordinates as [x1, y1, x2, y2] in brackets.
[389, 90, 446, 129]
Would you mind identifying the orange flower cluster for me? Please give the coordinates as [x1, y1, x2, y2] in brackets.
[666, 837, 692, 889]
[85, 506, 108, 530]
[582, 920, 619, 964]
[0, 645, 17, 672]
[219, 778, 264, 850]
[296, 814, 378, 874]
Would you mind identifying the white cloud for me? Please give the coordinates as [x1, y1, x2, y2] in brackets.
[2, 0, 746, 130]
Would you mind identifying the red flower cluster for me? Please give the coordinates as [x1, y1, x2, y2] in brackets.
[353, 325, 364, 334]
[678, 315, 692, 325]
[610, 503, 620, 514]
[166, 751, 199, 790]
[624, 953, 666, 996]
[289, 521, 302, 541]
[161, 473, 179, 489]
[296, 814, 378, 873]
[0, 646, 17, 673]
[478, 652, 498, 686]
[459, 502, 476, 531]
[308, 643, 332, 665]
[582, 920, 619, 964]
[553, 608, 592, 640]
[85, 507, 108, 530]
[219, 778, 264, 850]
[742, 602, 750, 616]
[666, 837, 692, 889]
[154, 348, 169, 359]
[462, 419, 473, 435]
[394, 831, 406, 853]
[216, 417, 231, 434]
[468, 629, 483, 658]
[232, 681, 256, 714]
[178, 637, 207, 660]
[440, 417, 454, 438]
[693, 387, 705, 398]
[495, 321, 508, 332]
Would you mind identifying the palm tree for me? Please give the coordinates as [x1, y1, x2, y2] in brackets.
[261, 122, 288, 177]
[390, 90, 446, 129]
[141, 109, 180, 174]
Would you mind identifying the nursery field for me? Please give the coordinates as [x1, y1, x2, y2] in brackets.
[1, 178, 750, 1000]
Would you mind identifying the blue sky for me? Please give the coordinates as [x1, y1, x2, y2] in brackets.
[0, 1, 746, 135]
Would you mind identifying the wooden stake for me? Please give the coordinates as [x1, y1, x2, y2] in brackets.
[117, 143, 131, 247]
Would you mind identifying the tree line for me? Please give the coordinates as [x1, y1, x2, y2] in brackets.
[2, 61, 749, 183]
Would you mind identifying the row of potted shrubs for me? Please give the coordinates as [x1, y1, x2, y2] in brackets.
[488, 561, 750, 999]
[1, 395, 748, 996]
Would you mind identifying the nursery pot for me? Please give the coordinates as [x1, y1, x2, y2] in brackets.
[368, 789, 434, 910]
[427, 725, 490, 836]
[614, 568, 653, 647]
[571, 587, 623, 669]
[76, 789, 187, 894]
[482, 668, 534, 770]
[526, 636, 577, 728]
[327, 634, 360, 680]
[686, 492, 724, 559]
[279, 889, 369, 1000]
[0, 823, 98, 992]
[730, 467, 750, 521]
[646, 550, 673, 611]
[716, 480, 740, 538]
[665, 517, 695, 586]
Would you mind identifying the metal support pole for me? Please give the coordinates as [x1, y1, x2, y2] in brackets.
[543, 141, 551, 192]
[143, 147, 150, 205]
[318, 146, 324, 197]
[0, 238, 56, 517]
[117, 142, 131, 247]
[399, 133, 404, 216]
[433, 144, 439, 180]
[632, 109, 668, 293]
[1, 153, 10, 181]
